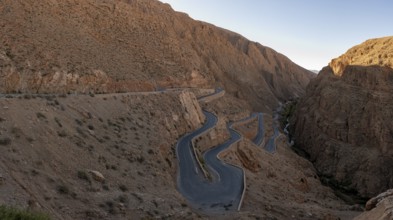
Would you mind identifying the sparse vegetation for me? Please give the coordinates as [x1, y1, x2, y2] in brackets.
[136, 156, 145, 163]
[118, 195, 129, 204]
[56, 185, 69, 194]
[54, 117, 62, 127]
[36, 112, 46, 120]
[23, 94, 32, 99]
[11, 127, 22, 138]
[44, 96, 54, 102]
[26, 137, 34, 143]
[0, 137, 12, 146]
[102, 185, 110, 191]
[0, 205, 50, 220]
[75, 119, 83, 126]
[119, 184, 128, 192]
[0, 0, 377, 217]
[57, 130, 67, 137]
[77, 170, 90, 183]
[76, 127, 87, 138]
[102, 201, 116, 215]
[280, 100, 298, 128]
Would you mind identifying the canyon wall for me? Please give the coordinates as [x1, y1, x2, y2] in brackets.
[292, 36, 393, 198]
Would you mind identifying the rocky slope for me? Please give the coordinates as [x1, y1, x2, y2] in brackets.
[1, 0, 362, 219]
[292, 36, 393, 200]
[0, 92, 360, 219]
[330, 36, 393, 75]
[0, 0, 313, 112]
[0, 91, 206, 219]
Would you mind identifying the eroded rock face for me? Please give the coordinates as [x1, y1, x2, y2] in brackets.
[365, 189, 393, 211]
[330, 37, 393, 76]
[292, 37, 393, 199]
[355, 189, 393, 220]
[178, 91, 204, 128]
[0, 0, 313, 111]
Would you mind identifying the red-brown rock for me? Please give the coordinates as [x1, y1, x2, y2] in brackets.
[292, 37, 393, 198]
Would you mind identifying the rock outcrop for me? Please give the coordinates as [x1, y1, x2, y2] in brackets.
[88, 170, 106, 183]
[365, 189, 393, 211]
[292, 36, 393, 199]
[0, 0, 314, 111]
[355, 189, 393, 220]
[178, 91, 205, 128]
[330, 37, 393, 76]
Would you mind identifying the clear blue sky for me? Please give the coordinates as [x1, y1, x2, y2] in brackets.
[159, 0, 393, 70]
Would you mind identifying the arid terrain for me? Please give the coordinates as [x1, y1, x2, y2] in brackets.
[292, 36, 393, 219]
[0, 90, 362, 219]
[1, 0, 391, 220]
[0, 0, 314, 112]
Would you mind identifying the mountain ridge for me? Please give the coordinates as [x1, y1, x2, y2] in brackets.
[0, 0, 313, 112]
[0, 1, 364, 219]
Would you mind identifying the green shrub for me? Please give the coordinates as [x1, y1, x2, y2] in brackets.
[280, 101, 298, 127]
[0, 205, 50, 220]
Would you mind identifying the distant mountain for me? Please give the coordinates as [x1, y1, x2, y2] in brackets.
[292, 36, 393, 199]
[0, 0, 313, 111]
[309, 70, 320, 74]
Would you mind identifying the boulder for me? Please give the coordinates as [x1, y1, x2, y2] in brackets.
[88, 170, 105, 183]
[355, 189, 393, 220]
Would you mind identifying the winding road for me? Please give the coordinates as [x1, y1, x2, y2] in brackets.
[252, 113, 265, 146]
[263, 112, 280, 153]
[264, 125, 279, 153]
[176, 111, 244, 212]
[175, 88, 280, 213]
[197, 87, 224, 103]
[233, 111, 277, 153]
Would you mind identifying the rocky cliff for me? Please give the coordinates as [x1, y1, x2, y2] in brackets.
[330, 37, 393, 76]
[0, 0, 313, 111]
[292, 36, 393, 199]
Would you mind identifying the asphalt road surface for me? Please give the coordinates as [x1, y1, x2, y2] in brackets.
[264, 123, 279, 153]
[252, 113, 265, 146]
[176, 111, 244, 213]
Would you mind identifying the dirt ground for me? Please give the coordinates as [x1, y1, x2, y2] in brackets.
[0, 91, 361, 219]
